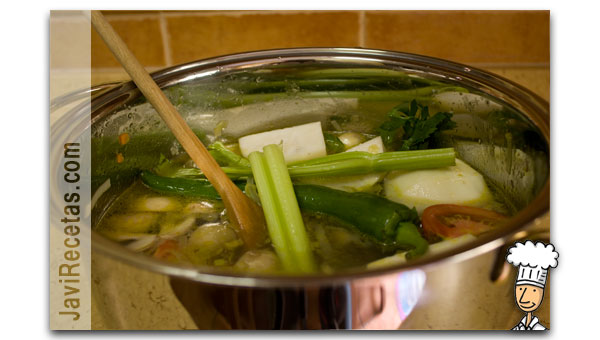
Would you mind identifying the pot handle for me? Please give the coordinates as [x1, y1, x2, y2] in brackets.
[489, 212, 550, 282]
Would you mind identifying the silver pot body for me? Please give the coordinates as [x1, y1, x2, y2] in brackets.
[62, 48, 549, 329]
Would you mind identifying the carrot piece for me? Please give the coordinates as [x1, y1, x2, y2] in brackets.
[118, 132, 130, 145]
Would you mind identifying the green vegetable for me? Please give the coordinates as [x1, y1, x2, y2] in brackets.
[323, 132, 346, 154]
[208, 142, 251, 168]
[211, 87, 465, 109]
[288, 148, 455, 176]
[294, 185, 428, 258]
[249, 145, 316, 273]
[243, 176, 261, 205]
[140, 170, 246, 199]
[168, 148, 456, 179]
[378, 100, 457, 151]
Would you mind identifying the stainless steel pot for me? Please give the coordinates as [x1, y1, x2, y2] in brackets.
[70, 48, 549, 329]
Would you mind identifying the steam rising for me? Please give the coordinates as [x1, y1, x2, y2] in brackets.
[506, 241, 558, 269]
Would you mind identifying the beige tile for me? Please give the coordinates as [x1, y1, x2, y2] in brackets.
[364, 11, 549, 64]
[101, 10, 164, 16]
[166, 11, 360, 64]
[92, 16, 166, 68]
[484, 67, 550, 102]
[91, 70, 130, 85]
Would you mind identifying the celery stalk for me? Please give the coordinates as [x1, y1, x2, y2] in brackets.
[288, 149, 456, 177]
[262, 144, 316, 273]
[171, 148, 455, 179]
[248, 151, 297, 272]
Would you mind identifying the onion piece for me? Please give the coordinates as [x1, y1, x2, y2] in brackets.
[186, 223, 238, 263]
[126, 234, 158, 252]
[159, 216, 196, 239]
[132, 196, 180, 212]
[183, 201, 219, 214]
[338, 132, 366, 149]
[101, 231, 152, 242]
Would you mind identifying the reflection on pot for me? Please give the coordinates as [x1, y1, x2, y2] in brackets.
[170, 269, 425, 329]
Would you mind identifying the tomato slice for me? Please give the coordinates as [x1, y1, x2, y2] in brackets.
[421, 204, 507, 239]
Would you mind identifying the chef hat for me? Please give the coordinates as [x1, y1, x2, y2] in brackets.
[506, 241, 558, 288]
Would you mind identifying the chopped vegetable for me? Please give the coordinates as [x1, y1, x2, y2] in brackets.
[186, 222, 238, 265]
[347, 136, 385, 154]
[383, 159, 495, 214]
[294, 184, 428, 258]
[243, 177, 261, 205]
[234, 249, 280, 273]
[126, 234, 158, 252]
[213, 120, 228, 137]
[208, 142, 250, 168]
[421, 204, 507, 239]
[323, 132, 345, 154]
[159, 215, 196, 238]
[153, 239, 183, 262]
[132, 196, 180, 212]
[239, 122, 327, 163]
[183, 201, 220, 214]
[118, 132, 130, 145]
[249, 144, 316, 273]
[378, 100, 456, 151]
[338, 132, 366, 149]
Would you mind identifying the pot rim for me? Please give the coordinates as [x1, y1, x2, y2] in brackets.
[89, 47, 550, 287]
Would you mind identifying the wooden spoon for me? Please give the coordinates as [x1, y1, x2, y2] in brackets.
[90, 11, 266, 249]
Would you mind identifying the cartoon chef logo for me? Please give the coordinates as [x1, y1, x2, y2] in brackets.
[506, 240, 558, 330]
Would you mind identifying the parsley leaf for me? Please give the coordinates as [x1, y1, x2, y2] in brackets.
[377, 100, 456, 151]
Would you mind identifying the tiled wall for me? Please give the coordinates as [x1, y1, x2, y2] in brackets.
[92, 10, 549, 68]
[90, 10, 550, 99]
